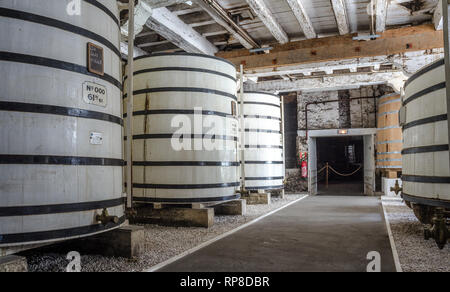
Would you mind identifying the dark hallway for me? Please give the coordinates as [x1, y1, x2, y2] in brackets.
[316, 136, 364, 196]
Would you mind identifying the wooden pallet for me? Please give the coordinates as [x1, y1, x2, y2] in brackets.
[380, 169, 401, 179]
[131, 199, 246, 228]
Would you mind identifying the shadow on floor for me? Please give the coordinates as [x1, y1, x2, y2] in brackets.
[318, 181, 364, 196]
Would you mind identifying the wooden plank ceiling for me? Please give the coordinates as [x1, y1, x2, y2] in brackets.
[129, 0, 440, 53]
[120, 0, 444, 88]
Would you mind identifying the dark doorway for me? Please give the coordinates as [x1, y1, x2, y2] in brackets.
[316, 136, 364, 196]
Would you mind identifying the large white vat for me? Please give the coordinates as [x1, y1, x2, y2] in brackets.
[242, 92, 284, 191]
[402, 58, 449, 210]
[0, 0, 125, 255]
[124, 53, 240, 204]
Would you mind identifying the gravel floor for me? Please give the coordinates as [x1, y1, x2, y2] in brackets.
[382, 198, 450, 272]
[25, 194, 306, 272]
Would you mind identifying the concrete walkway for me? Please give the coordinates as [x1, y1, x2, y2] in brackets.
[158, 196, 397, 272]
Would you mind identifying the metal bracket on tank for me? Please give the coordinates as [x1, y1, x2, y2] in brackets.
[390, 180, 402, 196]
[96, 208, 119, 225]
[424, 208, 449, 249]
[236, 189, 250, 196]
[125, 208, 137, 219]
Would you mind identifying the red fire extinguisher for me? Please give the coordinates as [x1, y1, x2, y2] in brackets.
[300, 152, 308, 178]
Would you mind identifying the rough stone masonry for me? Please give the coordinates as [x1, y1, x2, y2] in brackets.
[283, 85, 394, 193]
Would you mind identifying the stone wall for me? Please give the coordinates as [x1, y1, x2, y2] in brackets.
[348, 86, 383, 128]
[297, 85, 393, 151]
[298, 90, 340, 130]
[285, 169, 308, 193]
[298, 85, 392, 132]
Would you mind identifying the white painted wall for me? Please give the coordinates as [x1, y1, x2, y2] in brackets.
[364, 134, 376, 196]
[308, 137, 318, 195]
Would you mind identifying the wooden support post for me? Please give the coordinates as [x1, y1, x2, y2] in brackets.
[239, 64, 246, 192]
[131, 206, 215, 228]
[126, 0, 135, 209]
[385, 170, 399, 179]
[242, 193, 271, 205]
[442, 0, 450, 172]
[214, 200, 247, 216]
[280, 96, 286, 199]
[74, 226, 145, 259]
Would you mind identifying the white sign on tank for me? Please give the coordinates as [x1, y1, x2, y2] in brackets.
[83, 82, 107, 107]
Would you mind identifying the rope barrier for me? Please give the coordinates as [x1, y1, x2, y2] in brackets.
[317, 165, 328, 174]
[316, 163, 362, 176]
[328, 164, 362, 177]
[314, 162, 363, 189]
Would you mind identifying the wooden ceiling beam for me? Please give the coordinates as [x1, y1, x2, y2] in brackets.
[195, 0, 258, 49]
[286, 0, 317, 39]
[146, 7, 218, 55]
[434, 0, 444, 30]
[142, 0, 190, 8]
[375, 0, 388, 33]
[330, 0, 350, 35]
[216, 24, 444, 71]
[245, 0, 289, 44]
[244, 71, 407, 93]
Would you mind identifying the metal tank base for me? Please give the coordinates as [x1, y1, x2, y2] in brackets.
[423, 208, 449, 250]
[402, 193, 450, 249]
